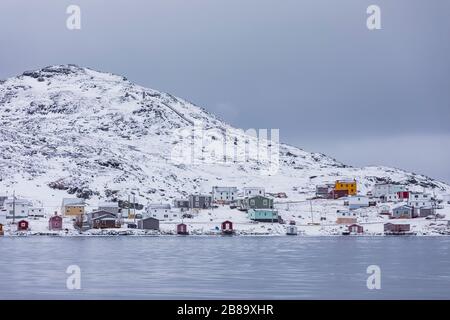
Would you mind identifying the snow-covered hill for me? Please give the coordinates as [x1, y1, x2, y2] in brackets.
[0, 64, 448, 206]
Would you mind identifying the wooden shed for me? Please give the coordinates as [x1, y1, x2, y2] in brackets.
[348, 224, 364, 234]
[286, 225, 297, 235]
[48, 214, 63, 231]
[137, 217, 159, 230]
[384, 223, 412, 235]
[176, 223, 188, 235]
[92, 215, 119, 229]
[17, 220, 29, 231]
[221, 220, 234, 235]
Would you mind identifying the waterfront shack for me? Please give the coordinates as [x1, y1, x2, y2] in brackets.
[384, 223, 412, 235]
[48, 214, 63, 231]
[177, 223, 189, 235]
[286, 225, 297, 235]
[17, 220, 29, 231]
[348, 224, 364, 235]
[137, 217, 159, 230]
[221, 220, 234, 235]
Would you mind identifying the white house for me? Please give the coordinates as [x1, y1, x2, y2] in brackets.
[144, 207, 180, 221]
[408, 192, 435, 208]
[212, 186, 238, 203]
[3, 198, 31, 218]
[98, 202, 119, 215]
[371, 183, 406, 198]
[0, 210, 6, 225]
[29, 207, 45, 218]
[243, 187, 265, 197]
[345, 195, 369, 210]
[383, 193, 400, 202]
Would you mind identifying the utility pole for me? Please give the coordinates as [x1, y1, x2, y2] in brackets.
[133, 193, 136, 223]
[127, 194, 131, 219]
[12, 190, 16, 224]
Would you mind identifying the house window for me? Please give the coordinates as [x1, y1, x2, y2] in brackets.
[263, 200, 268, 205]
[250, 200, 255, 205]
[195, 202, 199, 207]
[164, 215, 168, 218]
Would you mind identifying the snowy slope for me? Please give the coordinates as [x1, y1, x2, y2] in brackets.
[0, 64, 449, 208]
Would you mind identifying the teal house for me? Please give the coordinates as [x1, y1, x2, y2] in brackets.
[240, 196, 273, 211]
[247, 209, 278, 222]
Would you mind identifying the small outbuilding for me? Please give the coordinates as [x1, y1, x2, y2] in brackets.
[17, 220, 29, 231]
[348, 224, 364, 234]
[384, 223, 412, 235]
[286, 225, 297, 235]
[137, 217, 159, 230]
[48, 214, 63, 231]
[221, 220, 234, 235]
[177, 223, 189, 235]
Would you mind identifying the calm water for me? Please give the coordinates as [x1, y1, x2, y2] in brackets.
[0, 236, 449, 299]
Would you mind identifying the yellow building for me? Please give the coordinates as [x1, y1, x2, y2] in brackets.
[61, 198, 86, 216]
[334, 180, 357, 196]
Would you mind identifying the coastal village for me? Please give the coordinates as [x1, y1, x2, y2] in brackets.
[1, 180, 450, 237]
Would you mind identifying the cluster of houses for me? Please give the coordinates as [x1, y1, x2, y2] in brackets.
[316, 180, 440, 219]
[0, 186, 280, 235]
[316, 180, 447, 235]
[1, 180, 448, 236]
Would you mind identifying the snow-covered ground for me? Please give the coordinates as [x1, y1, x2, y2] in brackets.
[2, 199, 449, 237]
[1, 65, 450, 238]
[1, 64, 449, 207]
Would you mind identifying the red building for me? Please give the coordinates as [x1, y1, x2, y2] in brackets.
[49, 215, 63, 231]
[221, 220, 234, 235]
[177, 223, 188, 235]
[348, 224, 364, 234]
[397, 191, 410, 200]
[330, 189, 349, 199]
[17, 220, 29, 231]
[384, 223, 411, 234]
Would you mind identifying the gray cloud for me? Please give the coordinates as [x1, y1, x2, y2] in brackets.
[1, 0, 449, 182]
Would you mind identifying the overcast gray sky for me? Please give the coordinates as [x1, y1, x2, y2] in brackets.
[1, 0, 449, 183]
